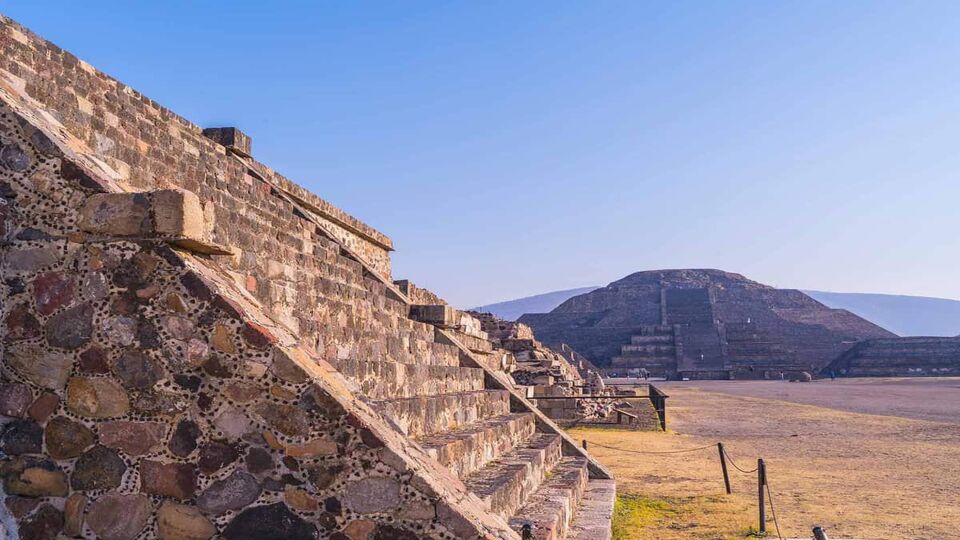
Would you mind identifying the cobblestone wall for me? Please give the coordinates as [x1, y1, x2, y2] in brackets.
[0, 93, 506, 539]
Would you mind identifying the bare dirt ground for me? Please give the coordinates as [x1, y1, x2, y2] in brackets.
[571, 378, 960, 540]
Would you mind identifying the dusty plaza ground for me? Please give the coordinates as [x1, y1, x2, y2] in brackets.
[570, 377, 960, 540]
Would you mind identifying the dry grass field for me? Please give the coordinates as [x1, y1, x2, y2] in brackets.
[571, 378, 960, 540]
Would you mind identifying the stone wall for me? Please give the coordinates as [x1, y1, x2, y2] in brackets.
[0, 16, 393, 350]
[0, 89, 509, 539]
[825, 337, 960, 377]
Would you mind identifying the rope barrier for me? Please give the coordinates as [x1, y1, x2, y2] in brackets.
[721, 446, 759, 474]
[585, 440, 717, 455]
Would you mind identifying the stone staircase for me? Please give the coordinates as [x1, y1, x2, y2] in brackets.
[330, 323, 614, 539]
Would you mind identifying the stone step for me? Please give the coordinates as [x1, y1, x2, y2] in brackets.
[332, 359, 485, 399]
[418, 413, 536, 479]
[567, 479, 616, 540]
[377, 390, 511, 438]
[508, 457, 590, 540]
[464, 433, 562, 519]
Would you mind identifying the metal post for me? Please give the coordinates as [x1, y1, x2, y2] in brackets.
[758, 459, 766, 534]
[813, 526, 829, 540]
[717, 443, 731, 495]
[582, 439, 588, 450]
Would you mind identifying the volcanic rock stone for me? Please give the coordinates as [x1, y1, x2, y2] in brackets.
[168, 420, 202, 457]
[213, 407, 252, 440]
[5, 303, 41, 340]
[197, 441, 239, 474]
[252, 402, 310, 437]
[71, 445, 126, 491]
[7, 343, 72, 390]
[343, 519, 376, 540]
[223, 381, 259, 403]
[342, 477, 401, 514]
[157, 502, 216, 540]
[66, 377, 130, 418]
[140, 460, 196, 500]
[44, 416, 96, 459]
[245, 447, 274, 474]
[0, 419, 43, 455]
[16, 503, 62, 540]
[196, 470, 261, 514]
[102, 316, 137, 346]
[27, 392, 59, 422]
[45, 302, 94, 349]
[78, 346, 111, 373]
[211, 323, 237, 354]
[63, 493, 87, 537]
[113, 350, 164, 389]
[0, 142, 30, 171]
[285, 438, 338, 458]
[99, 421, 165, 456]
[85, 493, 151, 540]
[284, 486, 319, 513]
[32, 271, 74, 316]
[222, 502, 316, 540]
[6, 247, 58, 273]
[0, 383, 33, 417]
[0, 457, 68, 497]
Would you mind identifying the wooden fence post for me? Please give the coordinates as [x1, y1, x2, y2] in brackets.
[717, 443, 731, 495]
[758, 458, 767, 534]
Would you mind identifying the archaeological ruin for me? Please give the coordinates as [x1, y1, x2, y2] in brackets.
[521, 269, 896, 380]
[0, 15, 615, 540]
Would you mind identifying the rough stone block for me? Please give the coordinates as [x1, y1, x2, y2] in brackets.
[152, 189, 205, 239]
[202, 127, 252, 157]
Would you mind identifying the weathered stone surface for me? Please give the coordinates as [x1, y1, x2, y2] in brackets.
[45, 302, 94, 349]
[71, 445, 126, 491]
[0, 419, 43, 455]
[86, 493, 151, 540]
[152, 189, 205, 239]
[343, 519, 376, 540]
[44, 416, 96, 459]
[252, 402, 310, 437]
[0, 142, 31, 171]
[342, 477, 401, 514]
[285, 438, 338, 458]
[271, 350, 308, 384]
[197, 441, 239, 474]
[196, 470, 260, 514]
[7, 343, 73, 390]
[371, 524, 418, 540]
[78, 345, 111, 373]
[0, 383, 33, 417]
[213, 407, 252, 440]
[6, 247, 58, 273]
[168, 420, 202, 457]
[78, 192, 150, 236]
[5, 303, 41, 340]
[102, 316, 137, 346]
[140, 460, 196, 500]
[31, 271, 73, 316]
[66, 377, 130, 418]
[63, 493, 87, 537]
[222, 503, 316, 540]
[157, 502, 216, 540]
[240, 321, 274, 349]
[245, 447, 274, 474]
[99, 421, 165, 456]
[113, 350, 164, 389]
[27, 392, 59, 422]
[0, 457, 68, 497]
[17, 503, 62, 540]
[284, 486, 319, 512]
[223, 381, 259, 403]
[211, 323, 237, 354]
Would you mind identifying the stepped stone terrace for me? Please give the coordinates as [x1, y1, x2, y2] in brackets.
[0, 14, 613, 540]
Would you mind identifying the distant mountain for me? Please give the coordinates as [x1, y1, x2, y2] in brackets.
[470, 286, 600, 321]
[804, 290, 960, 337]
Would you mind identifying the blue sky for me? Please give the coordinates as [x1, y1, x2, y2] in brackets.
[6, 1, 960, 307]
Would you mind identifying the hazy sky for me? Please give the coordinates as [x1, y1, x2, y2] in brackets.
[7, 1, 960, 307]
